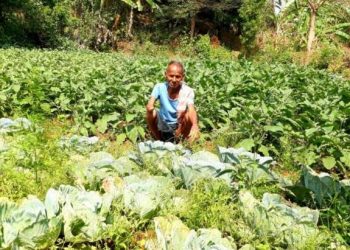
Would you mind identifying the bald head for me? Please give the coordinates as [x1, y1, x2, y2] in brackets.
[165, 60, 185, 89]
[167, 60, 185, 75]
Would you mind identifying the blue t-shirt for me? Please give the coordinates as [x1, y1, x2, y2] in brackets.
[151, 82, 178, 124]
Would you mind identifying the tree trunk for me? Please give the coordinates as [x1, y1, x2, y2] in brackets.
[276, 21, 281, 35]
[307, 8, 316, 53]
[190, 15, 196, 39]
[112, 14, 121, 31]
[306, 7, 317, 63]
[127, 8, 134, 38]
[112, 14, 121, 50]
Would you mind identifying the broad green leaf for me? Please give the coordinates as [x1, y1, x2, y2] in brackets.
[96, 113, 118, 133]
[340, 151, 350, 167]
[322, 126, 333, 133]
[239, 191, 319, 247]
[50, 87, 60, 92]
[127, 127, 139, 144]
[126, 114, 136, 123]
[322, 156, 336, 170]
[79, 127, 89, 136]
[19, 97, 33, 105]
[235, 139, 255, 151]
[0, 94, 7, 101]
[116, 133, 127, 145]
[228, 108, 238, 119]
[282, 117, 301, 129]
[264, 125, 284, 133]
[295, 150, 317, 166]
[335, 30, 350, 40]
[13, 85, 21, 92]
[96, 121, 108, 133]
[298, 166, 346, 205]
[40, 103, 51, 113]
[258, 145, 269, 156]
[137, 126, 145, 139]
[305, 128, 318, 137]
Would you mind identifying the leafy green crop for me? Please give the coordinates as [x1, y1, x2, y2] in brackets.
[0, 133, 348, 248]
[0, 49, 349, 177]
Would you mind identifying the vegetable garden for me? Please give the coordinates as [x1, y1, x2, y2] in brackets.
[0, 49, 349, 249]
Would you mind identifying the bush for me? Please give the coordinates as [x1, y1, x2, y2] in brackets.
[239, 0, 270, 55]
[174, 35, 196, 57]
[311, 43, 345, 71]
[178, 179, 237, 232]
[194, 34, 211, 58]
[133, 40, 170, 56]
[194, 34, 234, 60]
[254, 32, 294, 64]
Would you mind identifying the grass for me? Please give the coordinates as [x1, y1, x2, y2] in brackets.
[0, 118, 74, 200]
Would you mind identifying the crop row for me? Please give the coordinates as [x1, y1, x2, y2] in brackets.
[1, 118, 347, 248]
[0, 49, 349, 176]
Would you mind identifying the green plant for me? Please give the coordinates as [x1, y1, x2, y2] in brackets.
[179, 179, 238, 232]
[319, 195, 350, 245]
[0, 120, 74, 200]
[238, 0, 270, 55]
[174, 35, 196, 57]
[194, 34, 211, 58]
[1, 48, 349, 178]
[310, 43, 345, 70]
[193, 34, 233, 60]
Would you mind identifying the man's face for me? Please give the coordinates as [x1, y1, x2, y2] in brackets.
[165, 64, 184, 90]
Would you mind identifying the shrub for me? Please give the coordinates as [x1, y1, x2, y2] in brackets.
[311, 43, 344, 69]
[178, 179, 238, 232]
[194, 34, 233, 60]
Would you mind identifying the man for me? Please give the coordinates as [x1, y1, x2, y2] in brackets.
[146, 61, 200, 142]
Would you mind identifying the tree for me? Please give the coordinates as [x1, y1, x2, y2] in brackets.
[238, 0, 267, 55]
[161, 0, 238, 39]
[74, 0, 159, 49]
[0, 0, 72, 47]
[115, 0, 159, 38]
[306, 0, 328, 55]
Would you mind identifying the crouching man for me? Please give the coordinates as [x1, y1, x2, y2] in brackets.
[146, 61, 200, 143]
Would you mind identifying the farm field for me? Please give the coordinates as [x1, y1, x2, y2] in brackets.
[0, 49, 349, 249]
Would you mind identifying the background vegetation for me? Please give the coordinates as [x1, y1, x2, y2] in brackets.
[0, 0, 349, 248]
[0, 0, 349, 76]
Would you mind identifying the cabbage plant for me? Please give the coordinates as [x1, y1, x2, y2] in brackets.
[0, 197, 62, 249]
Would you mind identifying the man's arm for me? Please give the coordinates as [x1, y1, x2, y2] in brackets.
[187, 104, 200, 141]
[187, 104, 198, 128]
[146, 96, 161, 140]
[146, 96, 156, 113]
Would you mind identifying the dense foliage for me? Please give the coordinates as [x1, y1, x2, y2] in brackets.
[0, 0, 349, 248]
[0, 49, 349, 248]
[0, 49, 349, 177]
[1, 0, 348, 55]
[238, 0, 267, 53]
[0, 126, 348, 248]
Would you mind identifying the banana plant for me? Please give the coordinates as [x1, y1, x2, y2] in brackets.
[122, 0, 160, 37]
[99, 0, 160, 37]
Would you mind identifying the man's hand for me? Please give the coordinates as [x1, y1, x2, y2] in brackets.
[146, 105, 154, 113]
[186, 105, 199, 142]
[146, 96, 161, 140]
[188, 125, 200, 142]
[146, 97, 156, 113]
